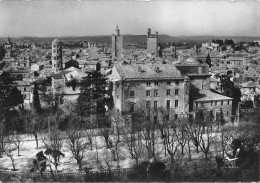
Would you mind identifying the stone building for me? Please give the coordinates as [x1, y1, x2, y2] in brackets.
[111, 25, 123, 59]
[52, 38, 63, 73]
[147, 28, 158, 57]
[193, 90, 233, 121]
[109, 64, 190, 120]
[174, 58, 233, 121]
[174, 58, 211, 90]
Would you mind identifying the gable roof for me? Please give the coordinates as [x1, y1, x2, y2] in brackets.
[115, 64, 183, 80]
[194, 90, 233, 102]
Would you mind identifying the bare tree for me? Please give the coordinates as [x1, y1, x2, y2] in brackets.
[141, 120, 158, 161]
[85, 128, 94, 150]
[21, 109, 42, 149]
[12, 133, 23, 156]
[102, 149, 113, 172]
[187, 110, 204, 154]
[0, 118, 5, 158]
[112, 112, 123, 142]
[220, 124, 236, 157]
[67, 121, 89, 170]
[198, 110, 215, 160]
[100, 127, 111, 148]
[42, 126, 64, 172]
[175, 118, 188, 155]
[164, 120, 179, 163]
[123, 127, 145, 165]
[4, 137, 17, 171]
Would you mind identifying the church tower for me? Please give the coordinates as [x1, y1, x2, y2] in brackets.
[4, 36, 12, 58]
[112, 25, 123, 59]
[52, 38, 62, 73]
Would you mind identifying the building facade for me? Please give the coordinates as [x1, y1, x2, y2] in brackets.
[109, 64, 190, 120]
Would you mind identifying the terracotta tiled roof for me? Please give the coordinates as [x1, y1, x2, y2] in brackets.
[115, 64, 183, 80]
[194, 90, 232, 102]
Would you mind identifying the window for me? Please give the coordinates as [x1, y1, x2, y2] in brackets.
[175, 114, 178, 120]
[201, 102, 204, 106]
[215, 101, 217, 106]
[24, 87, 26, 91]
[221, 101, 223, 106]
[211, 101, 213, 106]
[154, 90, 159, 96]
[166, 90, 171, 96]
[196, 102, 198, 107]
[130, 91, 135, 98]
[227, 100, 230, 105]
[175, 89, 179, 96]
[175, 100, 179, 108]
[130, 103, 135, 112]
[147, 81, 151, 86]
[154, 101, 158, 110]
[166, 100, 171, 109]
[146, 90, 151, 97]
[23, 94, 26, 99]
[155, 81, 159, 86]
[167, 81, 171, 85]
[146, 101, 151, 109]
[227, 111, 229, 115]
[176, 80, 179, 85]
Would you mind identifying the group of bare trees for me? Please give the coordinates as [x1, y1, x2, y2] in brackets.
[117, 106, 239, 166]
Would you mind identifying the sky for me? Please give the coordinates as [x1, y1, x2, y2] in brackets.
[0, 0, 259, 37]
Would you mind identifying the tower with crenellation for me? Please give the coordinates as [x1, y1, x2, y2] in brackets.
[147, 28, 158, 57]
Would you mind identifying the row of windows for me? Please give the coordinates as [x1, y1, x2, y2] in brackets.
[146, 80, 179, 86]
[129, 100, 179, 111]
[195, 100, 230, 107]
[146, 100, 179, 110]
[130, 89, 179, 98]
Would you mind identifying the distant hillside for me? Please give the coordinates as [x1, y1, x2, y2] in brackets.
[0, 35, 259, 45]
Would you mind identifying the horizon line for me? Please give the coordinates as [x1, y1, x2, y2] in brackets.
[0, 34, 260, 39]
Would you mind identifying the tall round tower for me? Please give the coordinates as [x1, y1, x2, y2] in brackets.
[52, 38, 62, 73]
